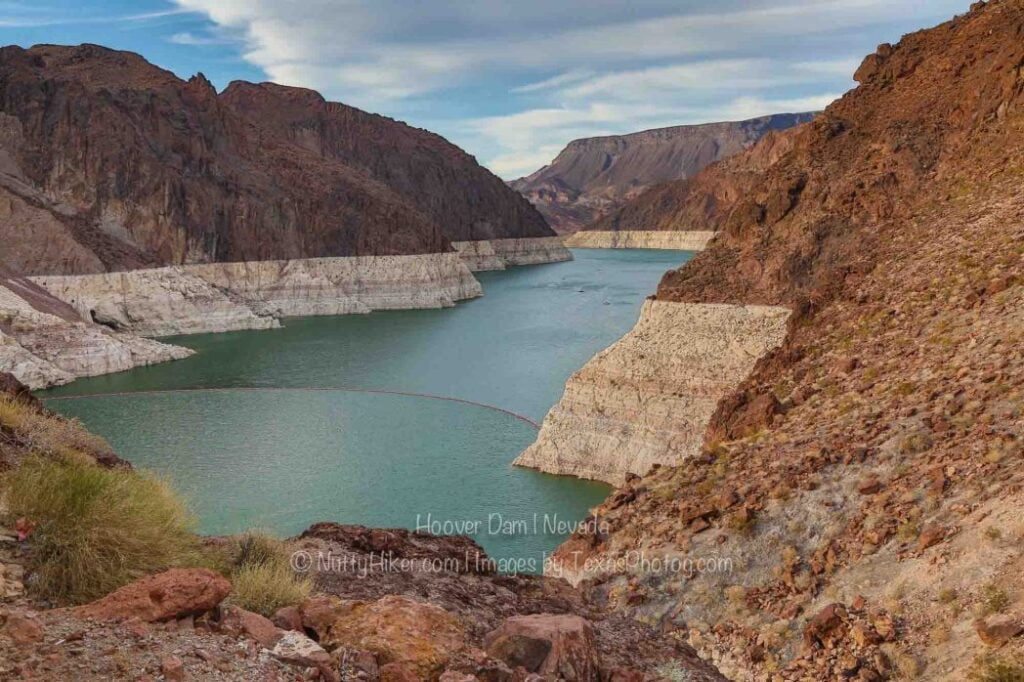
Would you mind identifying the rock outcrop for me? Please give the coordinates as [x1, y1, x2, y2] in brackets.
[72, 568, 231, 623]
[484, 614, 600, 680]
[0, 44, 555, 278]
[563, 230, 716, 251]
[583, 125, 805, 237]
[32, 253, 482, 337]
[511, 113, 815, 233]
[515, 300, 790, 484]
[451, 237, 572, 271]
[288, 522, 727, 680]
[1, 267, 192, 388]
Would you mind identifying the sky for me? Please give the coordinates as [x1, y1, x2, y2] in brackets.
[0, 1, 970, 179]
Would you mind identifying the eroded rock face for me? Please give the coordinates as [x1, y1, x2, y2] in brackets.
[511, 114, 815, 233]
[0, 44, 552, 277]
[547, 3, 1024, 679]
[563, 230, 715, 251]
[0, 272, 192, 389]
[515, 300, 790, 484]
[484, 614, 600, 680]
[291, 523, 727, 679]
[585, 125, 805, 236]
[451, 237, 572, 272]
[220, 81, 552, 244]
[31, 253, 481, 337]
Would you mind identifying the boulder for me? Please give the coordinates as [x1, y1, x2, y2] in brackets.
[320, 595, 465, 679]
[272, 605, 303, 632]
[298, 594, 347, 639]
[270, 630, 332, 668]
[916, 525, 947, 552]
[803, 603, 846, 647]
[74, 568, 230, 622]
[974, 615, 1024, 647]
[160, 655, 185, 681]
[2, 612, 44, 644]
[221, 606, 284, 648]
[484, 614, 600, 681]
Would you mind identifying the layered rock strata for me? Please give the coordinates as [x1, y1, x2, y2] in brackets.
[0, 276, 191, 389]
[452, 237, 573, 271]
[31, 253, 482, 337]
[514, 300, 790, 484]
[563, 230, 715, 251]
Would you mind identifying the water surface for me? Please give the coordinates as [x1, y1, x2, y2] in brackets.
[44, 249, 693, 569]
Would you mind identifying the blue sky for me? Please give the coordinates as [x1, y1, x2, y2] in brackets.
[0, 1, 969, 178]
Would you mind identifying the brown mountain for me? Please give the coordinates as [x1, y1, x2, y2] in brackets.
[510, 113, 815, 233]
[586, 124, 805, 234]
[552, 1, 1024, 679]
[0, 44, 552, 276]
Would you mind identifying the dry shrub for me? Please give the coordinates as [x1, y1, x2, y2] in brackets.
[224, 531, 312, 616]
[1, 456, 197, 604]
[0, 396, 114, 463]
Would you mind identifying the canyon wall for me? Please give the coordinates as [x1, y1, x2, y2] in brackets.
[585, 126, 805, 236]
[0, 44, 555, 278]
[546, 3, 1024, 680]
[511, 113, 814, 233]
[31, 254, 482, 338]
[514, 300, 790, 484]
[0, 272, 192, 389]
[563, 230, 715, 251]
[451, 237, 572, 271]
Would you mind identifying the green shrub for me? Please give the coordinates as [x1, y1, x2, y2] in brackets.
[1, 456, 198, 604]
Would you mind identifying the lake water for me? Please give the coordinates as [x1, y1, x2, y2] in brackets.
[42, 248, 693, 571]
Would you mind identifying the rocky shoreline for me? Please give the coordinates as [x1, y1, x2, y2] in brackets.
[515, 300, 790, 484]
[31, 252, 483, 337]
[563, 230, 716, 251]
[452, 237, 572, 271]
[2, 244, 579, 389]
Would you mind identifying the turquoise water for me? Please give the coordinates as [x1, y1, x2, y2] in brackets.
[42, 249, 693, 570]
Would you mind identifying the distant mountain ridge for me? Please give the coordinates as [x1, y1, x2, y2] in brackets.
[510, 112, 816, 233]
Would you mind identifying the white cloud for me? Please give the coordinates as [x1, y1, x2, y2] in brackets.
[170, 0, 967, 177]
[169, 31, 229, 46]
[511, 70, 595, 94]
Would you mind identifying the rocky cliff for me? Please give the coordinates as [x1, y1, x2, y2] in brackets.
[31, 254, 481, 338]
[511, 113, 815, 233]
[543, 2, 1024, 679]
[582, 126, 805, 242]
[563, 230, 716, 251]
[515, 300, 789, 484]
[0, 43, 556, 277]
[1, 265, 191, 389]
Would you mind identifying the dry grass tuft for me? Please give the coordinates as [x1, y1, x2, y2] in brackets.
[224, 531, 312, 617]
[1, 456, 198, 604]
[0, 395, 114, 464]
